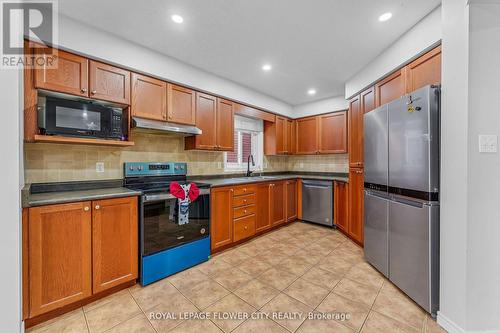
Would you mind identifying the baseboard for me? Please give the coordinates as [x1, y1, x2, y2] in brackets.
[437, 312, 466, 333]
[437, 312, 500, 333]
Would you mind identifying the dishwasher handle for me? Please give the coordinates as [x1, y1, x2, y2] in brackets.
[303, 184, 332, 190]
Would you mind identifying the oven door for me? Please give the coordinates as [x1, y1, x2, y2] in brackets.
[43, 97, 113, 138]
[141, 189, 210, 256]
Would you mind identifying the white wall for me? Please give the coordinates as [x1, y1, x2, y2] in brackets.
[292, 96, 349, 118]
[0, 49, 23, 333]
[345, 5, 442, 99]
[437, 0, 469, 331]
[465, 2, 500, 331]
[57, 15, 294, 118]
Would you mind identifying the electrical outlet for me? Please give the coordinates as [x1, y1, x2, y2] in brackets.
[217, 162, 222, 169]
[479, 135, 497, 153]
[299, 163, 304, 169]
[96, 162, 105, 173]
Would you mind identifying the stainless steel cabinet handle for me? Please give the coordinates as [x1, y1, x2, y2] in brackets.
[95, 205, 100, 210]
[244, 226, 248, 230]
[81, 88, 87, 93]
[84, 206, 90, 212]
[91, 90, 97, 95]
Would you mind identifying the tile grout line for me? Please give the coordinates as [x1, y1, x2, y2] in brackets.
[127, 288, 159, 333]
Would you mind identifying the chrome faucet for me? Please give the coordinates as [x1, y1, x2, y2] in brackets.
[246, 154, 255, 177]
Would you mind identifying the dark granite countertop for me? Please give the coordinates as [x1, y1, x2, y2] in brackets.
[22, 180, 141, 208]
[189, 172, 348, 187]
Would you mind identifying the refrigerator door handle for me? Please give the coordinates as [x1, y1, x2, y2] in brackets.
[392, 196, 424, 208]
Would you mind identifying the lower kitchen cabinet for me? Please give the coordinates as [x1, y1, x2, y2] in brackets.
[286, 179, 298, 222]
[270, 181, 286, 226]
[25, 196, 138, 319]
[334, 181, 349, 233]
[211, 180, 298, 252]
[28, 201, 92, 317]
[256, 183, 271, 232]
[348, 168, 364, 245]
[92, 197, 138, 293]
[210, 187, 234, 250]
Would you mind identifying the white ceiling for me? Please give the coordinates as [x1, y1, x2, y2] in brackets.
[57, 0, 440, 105]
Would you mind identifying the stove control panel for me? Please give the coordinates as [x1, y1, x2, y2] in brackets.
[124, 162, 187, 177]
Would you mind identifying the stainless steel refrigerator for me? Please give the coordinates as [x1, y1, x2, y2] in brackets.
[363, 85, 440, 315]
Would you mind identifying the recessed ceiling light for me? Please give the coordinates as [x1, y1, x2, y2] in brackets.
[307, 89, 317, 96]
[171, 14, 184, 24]
[262, 64, 272, 71]
[378, 12, 392, 22]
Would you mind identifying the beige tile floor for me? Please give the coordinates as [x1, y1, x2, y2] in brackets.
[27, 221, 447, 333]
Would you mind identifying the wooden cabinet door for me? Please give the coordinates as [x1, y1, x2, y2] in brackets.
[211, 187, 234, 250]
[89, 61, 130, 104]
[270, 181, 286, 226]
[348, 95, 363, 167]
[285, 180, 298, 222]
[276, 116, 286, 154]
[334, 181, 349, 233]
[167, 84, 196, 125]
[189, 92, 217, 150]
[287, 119, 295, 154]
[28, 202, 92, 317]
[348, 168, 364, 245]
[216, 98, 234, 151]
[406, 45, 441, 93]
[375, 69, 406, 107]
[361, 86, 376, 114]
[34, 49, 89, 97]
[296, 116, 318, 154]
[256, 183, 271, 232]
[131, 73, 167, 121]
[318, 111, 347, 154]
[92, 197, 138, 294]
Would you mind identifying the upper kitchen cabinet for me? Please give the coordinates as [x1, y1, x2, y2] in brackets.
[28, 202, 92, 317]
[296, 116, 318, 154]
[276, 116, 286, 154]
[34, 49, 89, 97]
[167, 84, 196, 125]
[91, 197, 138, 294]
[406, 45, 442, 93]
[264, 116, 293, 155]
[89, 61, 130, 105]
[131, 73, 167, 121]
[215, 98, 235, 151]
[348, 86, 375, 168]
[375, 68, 406, 107]
[318, 111, 347, 154]
[295, 112, 347, 155]
[185, 93, 234, 151]
[286, 119, 296, 154]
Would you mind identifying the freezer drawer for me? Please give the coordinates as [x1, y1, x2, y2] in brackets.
[302, 180, 333, 226]
[389, 197, 439, 314]
[364, 190, 389, 277]
[364, 104, 388, 187]
[388, 85, 440, 195]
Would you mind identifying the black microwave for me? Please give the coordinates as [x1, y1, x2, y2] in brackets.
[38, 96, 126, 140]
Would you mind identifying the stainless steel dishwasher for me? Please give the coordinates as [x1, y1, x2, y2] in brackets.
[301, 180, 333, 226]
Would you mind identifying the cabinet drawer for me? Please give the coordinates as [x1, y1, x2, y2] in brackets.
[233, 194, 256, 207]
[234, 204, 256, 219]
[233, 185, 256, 197]
[233, 214, 256, 242]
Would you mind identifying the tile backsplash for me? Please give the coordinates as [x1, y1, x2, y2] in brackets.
[24, 132, 347, 183]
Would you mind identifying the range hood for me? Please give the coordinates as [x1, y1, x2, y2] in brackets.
[132, 117, 202, 136]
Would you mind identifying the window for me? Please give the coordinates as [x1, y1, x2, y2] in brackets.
[224, 115, 263, 172]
